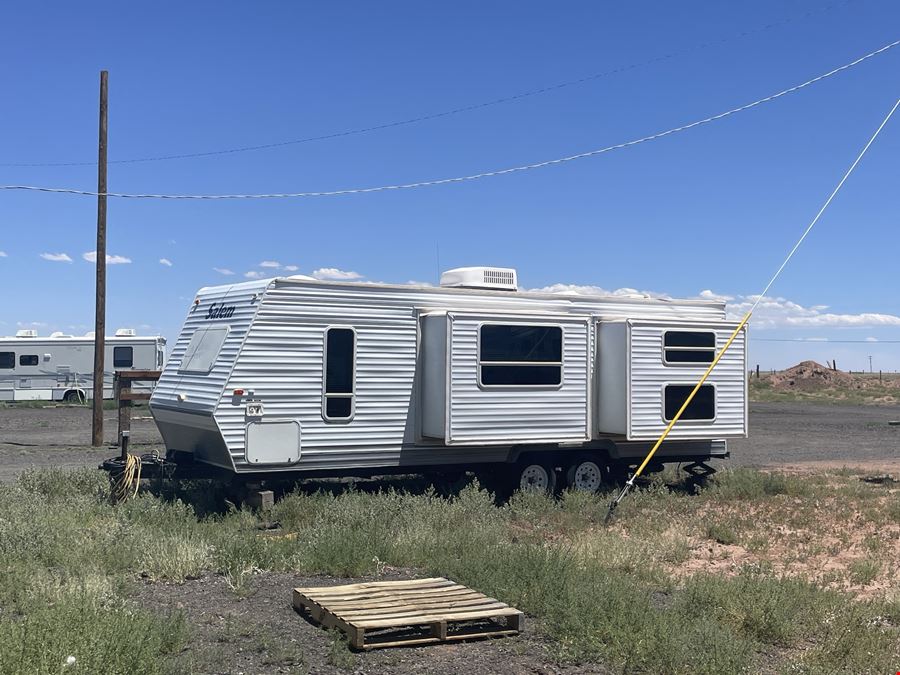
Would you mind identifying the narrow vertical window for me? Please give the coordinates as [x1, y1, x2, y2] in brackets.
[323, 328, 355, 421]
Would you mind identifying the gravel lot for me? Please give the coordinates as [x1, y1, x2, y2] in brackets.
[1, 401, 899, 483]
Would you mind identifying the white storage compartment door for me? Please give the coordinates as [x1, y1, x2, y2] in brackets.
[246, 420, 301, 465]
[628, 319, 747, 440]
[446, 312, 591, 445]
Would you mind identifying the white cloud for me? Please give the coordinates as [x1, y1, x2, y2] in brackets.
[40, 252, 72, 263]
[244, 270, 265, 279]
[159, 258, 173, 267]
[259, 260, 281, 269]
[724, 294, 900, 328]
[530, 281, 900, 330]
[17, 321, 48, 328]
[698, 289, 734, 302]
[529, 283, 667, 299]
[865, 336, 879, 342]
[0, 251, 7, 257]
[311, 267, 364, 281]
[283, 265, 299, 272]
[83, 251, 131, 264]
[213, 267, 235, 276]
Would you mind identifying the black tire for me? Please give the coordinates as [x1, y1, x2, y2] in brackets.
[564, 454, 607, 493]
[63, 390, 85, 404]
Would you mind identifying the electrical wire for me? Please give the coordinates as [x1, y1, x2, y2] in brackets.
[1, 39, 897, 201]
[605, 96, 899, 523]
[752, 338, 900, 343]
[0, 0, 858, 168]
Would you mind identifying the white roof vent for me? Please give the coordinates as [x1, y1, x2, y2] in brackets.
[115, 328, 136, 337]
[15, 329, 38, 338]
[50, 331, 72, 338]
[439, 267, 518, 291]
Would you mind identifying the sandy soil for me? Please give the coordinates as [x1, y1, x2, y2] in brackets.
[132, 571, 602, 675]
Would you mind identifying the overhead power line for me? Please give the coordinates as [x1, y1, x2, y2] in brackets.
[0, 0, 858, 168]
[753, 338, 900, 343]
[1, 39, 897, 201]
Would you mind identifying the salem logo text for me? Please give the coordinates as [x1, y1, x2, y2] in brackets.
[206, 303, 236, 319]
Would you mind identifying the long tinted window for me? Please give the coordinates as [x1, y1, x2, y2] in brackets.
[0, 352, 13, 369]
[664, 331, 716, 364]
[480, 325, 562, 362]
[324, 328, 355, 420]
[664, 384, 715, 421]
[19, 355, 39, 366]
[478, 325, 562, 387]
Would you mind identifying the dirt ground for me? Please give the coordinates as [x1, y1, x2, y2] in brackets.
[133, 571, 601, 675]
[1, 401, 898, 482]
[1, 401, 898, 674]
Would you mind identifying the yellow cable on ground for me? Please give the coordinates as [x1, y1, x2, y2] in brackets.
[605, 96, 900, 523]
[113, 453, 142, 501]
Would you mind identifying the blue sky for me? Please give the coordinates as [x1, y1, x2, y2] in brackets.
[0, 1, 898, 370]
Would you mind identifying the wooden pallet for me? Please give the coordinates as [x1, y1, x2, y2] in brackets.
[292, 577, 524, 650]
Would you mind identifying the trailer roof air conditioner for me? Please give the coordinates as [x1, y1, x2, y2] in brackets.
[115, 328, 136, 336]
[15, 329, 38, 338]
[439, 267, 518, 291]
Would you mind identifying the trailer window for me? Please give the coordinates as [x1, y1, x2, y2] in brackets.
[664, 384, 715, 421]
[323, 328, 355, 421]
[113, 346, 133, 368]
[0, 352, 13, 369]
[663, 331, 716, 364]
[178, 326, 229, 374]
[19, 355, 39, 366]
[478, 324, 562, 387]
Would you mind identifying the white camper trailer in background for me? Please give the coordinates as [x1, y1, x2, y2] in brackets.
[148, 267, 747, 492]
[0, 329, 166, 402]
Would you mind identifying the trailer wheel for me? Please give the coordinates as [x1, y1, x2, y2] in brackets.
[513, 461, 557, 495]
[564, 455, 606, 493]
[63, 390, 85, 404]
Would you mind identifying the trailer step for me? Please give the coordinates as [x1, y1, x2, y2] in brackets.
[292, 577, 524, 650]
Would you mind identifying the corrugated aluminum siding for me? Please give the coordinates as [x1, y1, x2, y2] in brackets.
[151, 281, 267, 415]
[628, 320, 747, 440]
[446, 313, 590, 444]
[153, 278, 737, 473]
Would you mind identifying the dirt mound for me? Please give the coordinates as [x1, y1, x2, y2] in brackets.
[770, 360, 856, 391]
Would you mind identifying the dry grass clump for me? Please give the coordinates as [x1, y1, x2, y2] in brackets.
[0, 465, 898, 673]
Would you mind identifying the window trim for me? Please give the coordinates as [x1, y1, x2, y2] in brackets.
[661, 382, 717, 423]
[19, 354, 39, 367]
[662, 330, 717, 366]
[322, 326, 356, 423]
[476, 322, 564, 390]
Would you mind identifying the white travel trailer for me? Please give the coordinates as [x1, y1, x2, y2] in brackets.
[0, 329, 166, 402]
[147, 267, 747, 492]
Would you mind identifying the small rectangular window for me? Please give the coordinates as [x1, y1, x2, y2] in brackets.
[663, 331, 716, 364]
[478, 324, 563, 387]
[323, 328, 355, 421]
[0, 352, 14, 369]
[19, 355, 39, 366]
[664, 384, 715, 421]
[113, 346, 133, 368]
[178, 326, 229, 374]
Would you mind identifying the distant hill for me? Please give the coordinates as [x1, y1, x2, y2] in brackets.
[750, 360, 900, 405]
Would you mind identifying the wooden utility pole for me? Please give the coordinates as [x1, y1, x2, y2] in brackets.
[91, 70, 108, 447]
